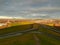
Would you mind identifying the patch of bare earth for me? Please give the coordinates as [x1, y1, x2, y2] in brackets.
[33, 34, 40, 45]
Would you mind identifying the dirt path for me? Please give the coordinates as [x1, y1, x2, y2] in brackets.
[33, 34, 40, 45]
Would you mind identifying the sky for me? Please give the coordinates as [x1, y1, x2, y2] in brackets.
[0, 0, 60, 19]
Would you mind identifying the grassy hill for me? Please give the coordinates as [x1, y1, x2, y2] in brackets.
[0, 23, 60, 45]
[0, 24, 33, 35]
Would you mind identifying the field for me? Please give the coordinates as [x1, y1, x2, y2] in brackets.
[0, 24, 33, 35]
[0, 23, 60, 45]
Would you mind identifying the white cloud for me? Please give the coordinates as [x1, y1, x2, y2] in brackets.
[29, 13, 48, 16]
[27, 7, 60, 12]
[32, 0, 48, 3]
[0, 16, 25, 19]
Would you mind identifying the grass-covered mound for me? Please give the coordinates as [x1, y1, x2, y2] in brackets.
[0, 33, 36, 45]
[0, 24, 33, 35]
[0, 23, 60, 45]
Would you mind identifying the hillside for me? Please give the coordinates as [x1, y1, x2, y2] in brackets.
[0, 23, 60, 45]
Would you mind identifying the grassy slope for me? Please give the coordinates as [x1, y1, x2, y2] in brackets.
[0, 24, 60, 45]
[38, 24, 60, 45]
[36, 33, 60, 45]
[0, 24, 33, 35]
[0, 33, 36, 45]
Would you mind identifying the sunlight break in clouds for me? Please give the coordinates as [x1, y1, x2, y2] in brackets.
[0, 16, 25, 19]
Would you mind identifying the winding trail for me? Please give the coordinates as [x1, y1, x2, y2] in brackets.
[33, 34, 40, 45]
[39, 24, 60, 33]
[0, 28, 37, 39]
[0, 24, 60, 41]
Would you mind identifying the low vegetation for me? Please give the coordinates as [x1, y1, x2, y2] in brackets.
[0, 23, 60, 45]
[0, 24, 33, 35]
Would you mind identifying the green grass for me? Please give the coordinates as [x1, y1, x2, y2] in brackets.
[0, 33, 36, 45]
[38, 25, 60, 37]
[36, 33, 60, 45]
[0, 24, 33, 35]
[0, 24, 60, 45]
[36, 24, 60, 45]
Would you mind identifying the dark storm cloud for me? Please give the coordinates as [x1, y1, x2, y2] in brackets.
[0, 0, 60, 19]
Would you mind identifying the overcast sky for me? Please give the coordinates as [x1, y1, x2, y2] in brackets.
[0, 0, 60, 19]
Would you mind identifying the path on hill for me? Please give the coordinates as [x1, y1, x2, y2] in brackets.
[0, 28, 37, 39]
[0, 24, 60, 41]
[39, 24, 60, 40]
[33, 34, 40, 45]
[39, 24, 60, 33]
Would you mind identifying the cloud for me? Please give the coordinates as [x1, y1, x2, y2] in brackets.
[0, 16, 25, 19]
[28, 7, 60, 12]
[0, 0, 60, 19]
[26, 13, 48, 16]
[0, 0, 60, 12]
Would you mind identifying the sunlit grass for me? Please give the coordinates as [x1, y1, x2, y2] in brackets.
[0, 24, 33, 35]
[11, 22, 34, 26]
